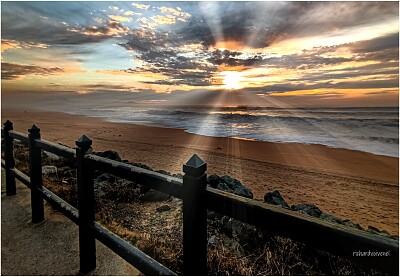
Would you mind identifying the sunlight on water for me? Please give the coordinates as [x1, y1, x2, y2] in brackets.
[65, 106, 399, 157]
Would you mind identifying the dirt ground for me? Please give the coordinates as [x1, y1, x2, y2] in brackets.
[1, 169, 141, 276]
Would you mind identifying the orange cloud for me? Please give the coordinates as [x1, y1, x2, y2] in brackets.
[1, 39, 49, 53]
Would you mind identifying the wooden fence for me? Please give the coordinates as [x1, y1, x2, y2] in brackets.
[1, 120, 399, 275]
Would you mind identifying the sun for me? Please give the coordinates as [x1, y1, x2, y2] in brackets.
[222, 71, 243, 90]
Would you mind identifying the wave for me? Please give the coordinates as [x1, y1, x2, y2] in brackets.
[66, 106, 399, 157]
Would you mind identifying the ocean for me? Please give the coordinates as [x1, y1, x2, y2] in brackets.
[67, 106, 399, 157]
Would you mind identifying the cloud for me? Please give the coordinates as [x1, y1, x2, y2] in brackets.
[1, 62, 63, 80]
[170, 2, 399, 49]
[124, 11, 141, 16]
[108, 15, 132, 22]
[1, 3, 130, 45]
[151, 14, 177, 25]
[132, 3, 150, 10]
[351, 33, 399, 53]
[158, 6, 191, 19]
[1, 39, 49, 52]
[239, 78, 400, 95]
[70, 21, 130, 37]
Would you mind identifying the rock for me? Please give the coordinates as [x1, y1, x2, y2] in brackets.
[223, 237, 245, 257]
[139, 189, 170, 202]
[216, 182, 234, 193]
[94, 150, 122, 162]
[220, 216, 233, 237]
[366, 226, 393, 238]
[131, 162, 152, 170]
[319, 212, 343, 224]
[367, 226, 381, 234]
[170, 197, 183, 204]
[156, 205, 171, 212]
[172, 173, 183, 179]
[207, 174, 253, 199]
[156, 170, 171, 176]
[291, 204, 322, 217]
[208, 235, 218, 246]
[96, 173, 116, 183]
[264, 190, 290, 208]
[42, 165, 58, 177]
[342, 219, 363, 230]
[207, 175, 220, 188]
[43, 151, 59, 160]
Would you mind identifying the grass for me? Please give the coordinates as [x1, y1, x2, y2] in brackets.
[8, 142, 384, 275]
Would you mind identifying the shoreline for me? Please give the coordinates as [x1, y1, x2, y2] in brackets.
[66, 108, 400, 159]
[1, 108, 399, 234]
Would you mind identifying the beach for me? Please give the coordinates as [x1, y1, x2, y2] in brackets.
[2, 108, 399, 235]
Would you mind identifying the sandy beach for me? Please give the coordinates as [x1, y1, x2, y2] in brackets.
[2, 108, 399, 235]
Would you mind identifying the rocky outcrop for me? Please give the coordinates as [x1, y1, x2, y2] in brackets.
[291, 204, 322, 217]
[207, 175, 253, 199]
[262, 189, 397, 240]
[264, 190, 290, 208]
[319, 212, 343, 224]
[94, 150, 122, 162]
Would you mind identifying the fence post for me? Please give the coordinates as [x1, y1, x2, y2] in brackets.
[183, 154, 208, 275]
[3, 120, 16, 196]
[28, 125, 45, 223]
[76, 135, 96, 274]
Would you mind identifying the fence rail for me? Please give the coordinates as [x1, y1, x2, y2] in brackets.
[1, 120, 399, 275]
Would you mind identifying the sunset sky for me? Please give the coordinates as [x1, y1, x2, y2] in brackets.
[1, 1, 399, 107]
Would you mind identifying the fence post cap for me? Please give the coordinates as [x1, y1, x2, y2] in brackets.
[3, 120, 13, 130]
[28, 124, 40, 134]
[183, 154, 206, 176]
[76, 135, 92, 149]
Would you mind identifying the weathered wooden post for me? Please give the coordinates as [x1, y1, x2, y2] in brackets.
[76, 135, 96, 274]
[183, 154, 208, 275]
[28, 124, 45, 223]
[3, 120, 16, 196]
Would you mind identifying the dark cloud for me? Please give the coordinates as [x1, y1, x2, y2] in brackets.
[1, 62, 63, 80]
[351, 32, 399, 53]
[1, 2, 128, 45]
[240, 77, 399, 95]
[208, 49, 264, 67]
[173, 1, 398, 49]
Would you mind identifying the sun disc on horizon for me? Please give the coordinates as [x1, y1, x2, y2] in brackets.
[222, 71, 243, 90]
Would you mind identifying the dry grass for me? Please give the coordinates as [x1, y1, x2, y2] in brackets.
[8, 142, 384, 276]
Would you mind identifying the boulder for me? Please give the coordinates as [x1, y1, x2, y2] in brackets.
[366, 226, 393, 239]
[156, 170, 171, 176]
[367, 226, 381, 234]
[342, 219, 363, 230]
[319, 212, 343, 224]
[207, 175, 220, 188]
[208, 235, 218, 246]
[208, 175, 253, 199]
[139, 189, 170, 202]
[43, 151, 60, 161]
[291, 204, 322, 217]
[131, 162, 152, 170]
[42, 165, 58, 178]
[263, 190, 289, 208]
[94, 150, 122, 162]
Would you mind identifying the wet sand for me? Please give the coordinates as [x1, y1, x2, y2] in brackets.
[2, 108, 399, 234]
